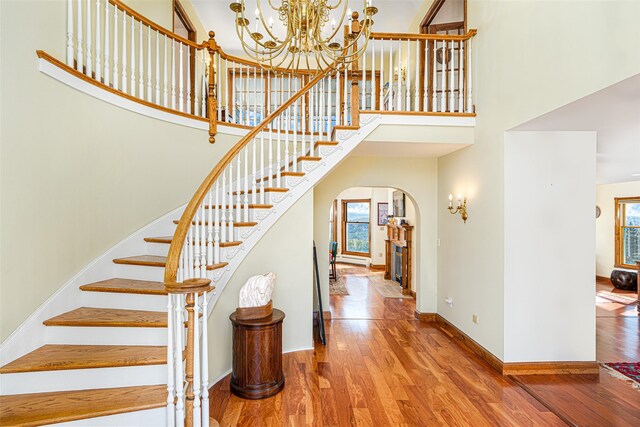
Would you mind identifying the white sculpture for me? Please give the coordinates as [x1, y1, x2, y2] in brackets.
[238, 272, 276, 308]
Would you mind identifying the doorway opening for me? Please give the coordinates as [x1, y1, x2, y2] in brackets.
[328, 186, 417, 320]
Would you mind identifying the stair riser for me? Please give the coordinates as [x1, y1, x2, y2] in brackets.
[81, 292, 167, 312]
[114, 264, 165, 282]
[231, 192, 289, 205]
[298, 159, 322, 173]
[146, 241, 244, 259]
[49, 407, 166, 426]
[46, 326, 167, 346]
[0, 364, 166, 395]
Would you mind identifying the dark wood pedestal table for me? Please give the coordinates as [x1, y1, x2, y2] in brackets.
[229, 309, 285, 399]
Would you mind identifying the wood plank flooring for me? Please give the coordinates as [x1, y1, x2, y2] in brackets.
[209, 264, 565, 426]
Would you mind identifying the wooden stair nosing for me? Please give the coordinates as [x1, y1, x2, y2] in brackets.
[0, 385, 166, 427]
[112, 255, 166, 267]
[0, 345, 166, 374]
[79, 278, 166, 295]
[314, 141, 339, 148]
[43, 307, 167, 328]
[256, 171, 305, 183]
[298, 156, 322, 162]
[231, 187, 289, 195]
[173, 220, 258, 227]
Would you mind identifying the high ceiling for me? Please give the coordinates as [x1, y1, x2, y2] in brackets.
[512, 73, 640, 185]
[189, 0, 433, 56]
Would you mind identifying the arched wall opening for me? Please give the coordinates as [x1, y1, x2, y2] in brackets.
[313, 155, 439, 315]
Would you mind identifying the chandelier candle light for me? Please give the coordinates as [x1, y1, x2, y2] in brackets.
[230, 0, 378, 73]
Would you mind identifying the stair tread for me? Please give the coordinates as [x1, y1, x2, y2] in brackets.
[173, 220, 257, 227]
[113, 255, 166, 267]
[298, 156, 322, 161]
[315, 141, 339, 146]
[0, 344, 166, 374]
[0, 384, 166, 426]
[80, 278, 167, 295]
[43, 307, 167, 328]
[256, 172, 305, 183]
[145, 236, 242, 248]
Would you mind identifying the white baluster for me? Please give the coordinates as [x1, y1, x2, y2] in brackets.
[228, 167, 234, 241]
[379, 39, 384, 111]
[200, 203, 206, 283]
[193, 212, 201, 279]
[193, 292, 201, 427]
[221, 170, 227, 244]
[187, 227, 194, 279]
[343, 66, 347, 123]
[171, 40, 176, 109]
[458, 40, 463, 113]
[318, 77, 324, 144]
[388, 40, 393, 111]
[217, 53, 222, 121]
[121, 11, 127, 93]
[235, 157, 241, 223]
[66, 0, 74, 66]
[361, 44, 366, 109]
[174, 298, 185, 427]
[201, 292, 210, 427]
[104, 0, 110, 87]
[432, 40, 437, 112]
[179, 43, 184, 111]
[449, 40, 455, 112]
[113, 5, 119, 89]
[225, 59, 230, 122]
[95, 0, 101, 82]
[405, 40, 411, 111]
[396, 39, 401, 111]
[164, 35, 169, 107]
[199, 51, 205, 117]
[243, 147, 249, 222]
[333, 73, 339, 132]
[301, 78, 307, 157]
[76, 0, 83, 72]
[260, 130, 265, 205]
[155, 31, 160, 104]
[268, 121, 274, 190]
[414, 39, 419, 111]
[466, 37, 473, 113]
[85, 0, 92, 77]
[231, 64, 236, 123]
[370, 38, 375, 110]
[423, 40, 429, 111]
[293, 80, 298, 173]
[187, 49, 192, 115]
[210, 188, 217, 264]
[166, 294, 176, 427]
[276, 116, 282, 188]
[251, 137, 257, 205]
[130, 15, 135, 95]
[147, 27, 152, 101]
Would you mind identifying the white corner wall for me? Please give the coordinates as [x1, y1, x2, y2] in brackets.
[207, 192, 314, 382]
[596, 181, 640, 277]
[504, 131, 596, 362]
[314, 156, 438, 314]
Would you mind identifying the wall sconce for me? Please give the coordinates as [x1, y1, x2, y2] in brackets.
[448, 194, 468, 223]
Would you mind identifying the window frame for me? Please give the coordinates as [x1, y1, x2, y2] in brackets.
[614, 196, 640, 269]
[341, 198, 371, 257]
[173, 0, 197, 112]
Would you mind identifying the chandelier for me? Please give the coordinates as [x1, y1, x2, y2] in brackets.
[229, 0, 378, 73]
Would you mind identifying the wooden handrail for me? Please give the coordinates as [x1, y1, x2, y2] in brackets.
[370, 29, 477, 41]
[163, 67, 331, 284]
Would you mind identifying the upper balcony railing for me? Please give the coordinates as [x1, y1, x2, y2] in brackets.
[61, 0, 476, 144]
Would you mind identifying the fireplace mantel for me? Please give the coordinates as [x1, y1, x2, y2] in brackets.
[384, 223, 414, 295]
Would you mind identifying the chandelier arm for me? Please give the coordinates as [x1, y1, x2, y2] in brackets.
[256, 0, 283, 43]
[314, 1, 348, 45]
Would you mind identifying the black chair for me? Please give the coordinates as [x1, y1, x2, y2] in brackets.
[329, 241, 338, 280]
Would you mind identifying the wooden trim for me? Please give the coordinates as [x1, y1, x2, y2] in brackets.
[341, 199, 371, 258]
[614, 196, 640, 269]
[420, 0, 446, 30]
[502, 362, 599, 376]
[173, 0, 197, 113]
[432, 314, 504, 374]
[369, 264, 385, 271]
[409, 290, 416, 299]
[596, 275, 609, 282]
[36, 50, 208, 124]
[173, 0, 196, 36]
[331, 199, 338, 246]
[370, 29, 477, 42]
[165, 68, 331, 284]
[414, 311, 436, 322]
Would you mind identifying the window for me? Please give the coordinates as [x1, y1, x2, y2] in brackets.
[615, 197, 640, 269]
[341, 199, 370, 256]
[330, 200, 337, 244]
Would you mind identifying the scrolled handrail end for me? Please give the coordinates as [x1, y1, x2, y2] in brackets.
[165, 278, 214, 294]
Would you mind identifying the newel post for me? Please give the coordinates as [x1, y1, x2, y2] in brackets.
[350, 11, 361, 127]
[207, 32, 218, 144]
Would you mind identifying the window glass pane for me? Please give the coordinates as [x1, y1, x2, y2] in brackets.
[346, 223, 369, 253]
[624, 203, 640, 226]
[623, 227, 640, 265]
[346, 202, 369, 222]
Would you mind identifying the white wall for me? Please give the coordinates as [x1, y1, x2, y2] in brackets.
[0, 0, 238, 342]
[504, 131, 596, 362]
[438, 0, 640, 361]
[207, 192, 314, 381]
[596, 181, 640, 277]
[314, 156, 438, 314]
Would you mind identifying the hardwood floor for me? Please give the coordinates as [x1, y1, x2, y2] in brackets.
[513, 277, 640, 427]
[209, 264, 564, 426]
